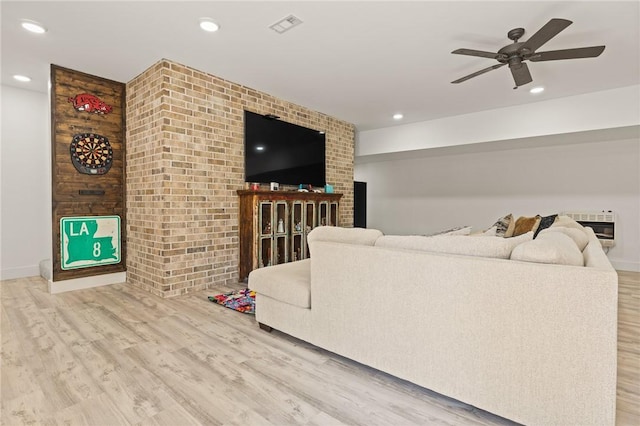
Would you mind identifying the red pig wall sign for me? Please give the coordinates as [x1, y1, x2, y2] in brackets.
[68, 93, 113, 115]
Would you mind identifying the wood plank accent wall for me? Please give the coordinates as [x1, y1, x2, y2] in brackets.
[50, 65, 126, 281]
[126, 59, 355, 297]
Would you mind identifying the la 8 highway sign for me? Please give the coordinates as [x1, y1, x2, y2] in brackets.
[60, 216, 121, 270]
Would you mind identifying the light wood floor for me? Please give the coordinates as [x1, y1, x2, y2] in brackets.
[1, 272, 638, 426]
[616, 271, 640, 425]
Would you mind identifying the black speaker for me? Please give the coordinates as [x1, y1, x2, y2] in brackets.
[354, 181, 367, 228]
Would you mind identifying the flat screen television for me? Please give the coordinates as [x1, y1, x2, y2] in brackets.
[244, 110, 326, 187]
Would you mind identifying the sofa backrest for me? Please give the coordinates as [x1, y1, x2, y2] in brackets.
[307, 219, 613, 270]
[307, 226, 384, 257]
[374, 232, 533, 259]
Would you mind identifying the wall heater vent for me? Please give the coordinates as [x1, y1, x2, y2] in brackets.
[563, 211, 616, 248]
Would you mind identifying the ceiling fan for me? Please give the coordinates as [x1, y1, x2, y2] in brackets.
[451, 18, 605, 88]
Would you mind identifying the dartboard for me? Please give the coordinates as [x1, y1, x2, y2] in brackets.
[70, 133, 113, 175]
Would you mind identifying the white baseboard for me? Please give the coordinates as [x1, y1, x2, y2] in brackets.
[610, 259, 640, 272]
[0, 265, 41, 280]
[39, 259, 52, 280]
[48, 272, 127, 294]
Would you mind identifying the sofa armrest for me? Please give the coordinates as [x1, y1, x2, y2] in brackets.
[307, 226, 383, 256]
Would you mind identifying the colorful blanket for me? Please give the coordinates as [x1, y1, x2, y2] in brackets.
[208, 288, 255, 314]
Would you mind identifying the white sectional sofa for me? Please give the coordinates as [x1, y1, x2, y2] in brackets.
[248, 223, 618, 426]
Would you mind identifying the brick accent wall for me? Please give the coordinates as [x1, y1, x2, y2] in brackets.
[126, 59, 354, 297]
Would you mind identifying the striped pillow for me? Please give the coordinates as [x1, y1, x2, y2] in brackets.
[492, 213, 513, 237]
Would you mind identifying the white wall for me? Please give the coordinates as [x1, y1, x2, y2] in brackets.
[0, 85, 51, 279]
[357, 85, 640, 157]
[355, 85, 640, 271]
[355, 137, 640, 272]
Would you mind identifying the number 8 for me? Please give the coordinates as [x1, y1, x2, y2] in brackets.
[93, 242, 101, 257]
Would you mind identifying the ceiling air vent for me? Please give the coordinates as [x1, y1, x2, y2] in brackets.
[269, 14, 303, 34]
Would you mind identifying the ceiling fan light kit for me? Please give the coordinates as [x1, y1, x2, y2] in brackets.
[451, 18, 606, 88]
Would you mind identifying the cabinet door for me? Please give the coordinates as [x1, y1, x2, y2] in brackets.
[259, 201, 274, 236]
[319, 201, 329, 226]
[304, 202, 316, 232]
[259, 237, 273, 267]
[258, 201, 274, 267]
[275, 235, 288, 265]
[275, 201, 288, 235]
[303, 202, 317, 259]
[291, 201, 303, 261]
[330, 201, 339, 226]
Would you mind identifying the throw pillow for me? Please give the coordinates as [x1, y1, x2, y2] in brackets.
[510, 231, 584, 266]
[534, 214, 558, 238]
[539, 226, 589, 251]
[492, 214, 513, 237]
[510, 215, 542, 237]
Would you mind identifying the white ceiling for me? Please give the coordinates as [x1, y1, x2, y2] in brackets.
[2, 0, 639, 131]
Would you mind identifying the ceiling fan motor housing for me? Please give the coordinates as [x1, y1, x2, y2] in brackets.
[497, 42, 528, 63]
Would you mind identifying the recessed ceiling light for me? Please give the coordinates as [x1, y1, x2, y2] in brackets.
[199, 18, 219, 32]
[319, 131, 325, 135]
[255, 146, 265, 152]
[13, 75, 31, 82]
[21, 20, 47, 34]
[393, 113, 403, 120]
[530, 86, 545, 94]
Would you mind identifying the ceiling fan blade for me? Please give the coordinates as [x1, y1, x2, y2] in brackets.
[451, 63, 507, 84]
[521, 18, 572, 53]
[510, 63, 533, 87]
[451, 48, 504, 60]
[529, 45, 606, 61]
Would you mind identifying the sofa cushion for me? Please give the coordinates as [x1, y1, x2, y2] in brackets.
[551, 215, 587, 232]
[374, 231, 533, 259]
[248, 259, 311, 308]
[539, 226, 589, 251]
[510, 231, 584, 266]
[307, 226, 383, 256]
[510, 215, 541, 237]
